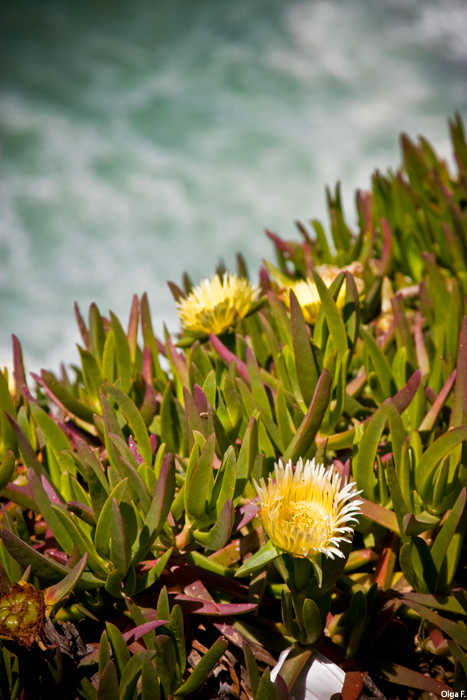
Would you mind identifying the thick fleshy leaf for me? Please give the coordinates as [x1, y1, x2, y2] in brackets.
[193, 499, 234, 551]
[185, 434, 215, 520]
[98, 661, 119, 700]
[0, 451, 15, 491]
[450, 317, 467, 428]
[415, 427, 467, 502]
[94, 479, 129, 559]
[110, 311, 132, 393]
[106, 386, 153, 466]
[28, 469, 74, 554]
[52, 504, 109, 578]
[106, 622, 130, 678]
[209, 333, 249, 381]
[371, 657, 449, 694]
[40, 370, 95, 423]
[44, 553, 88, 612]
[235, 540, 282, 578]
[235, 416, 258, 500]
[359, 498, 399, 534]
[5, 413, 43, 477]
[282, 368, 332, 462]
[353, 404, 389, 502]
[174, 636, 228, 698]
[290, 290, 318, 405]
[276, 646, 312, 690]
[141, 655, 161, 700]
[360, 326, 395, 399]
[133, 453, 175, 565]
[312, 270, 348, 360]
[1, 529, 104, 589]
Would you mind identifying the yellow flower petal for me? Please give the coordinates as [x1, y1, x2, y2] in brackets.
[176, 273, 259, 335]
[255, 458, 362, 561]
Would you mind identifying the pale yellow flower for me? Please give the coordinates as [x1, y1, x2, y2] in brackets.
[176, 272, 259, 335]
[255, 458, 362, 560]
[266, 261, 364, 324]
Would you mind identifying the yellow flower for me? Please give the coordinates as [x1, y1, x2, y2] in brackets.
[265, 260, 364, 324]
[255, 458, 362, 560]
[176, 273, 259, 336]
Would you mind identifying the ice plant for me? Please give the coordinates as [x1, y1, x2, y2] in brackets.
[255, 458, 362, 561]
[176, 271, 259, 335]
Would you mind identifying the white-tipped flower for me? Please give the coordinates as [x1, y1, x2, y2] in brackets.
[176, 272, 259, 335]
[255, 458, 362, 561]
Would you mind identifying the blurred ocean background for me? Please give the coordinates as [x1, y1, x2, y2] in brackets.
[1, 0, 466, 372]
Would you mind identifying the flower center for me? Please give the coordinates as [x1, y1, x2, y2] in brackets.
[278, 499, 329, 537]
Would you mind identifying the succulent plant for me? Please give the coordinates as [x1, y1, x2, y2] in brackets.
[0, 114, 467, 698]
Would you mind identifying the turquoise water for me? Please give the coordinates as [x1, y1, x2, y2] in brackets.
[2, 0, 466, 370]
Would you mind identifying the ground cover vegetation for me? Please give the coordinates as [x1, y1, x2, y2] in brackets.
[1, 115, 467, 699]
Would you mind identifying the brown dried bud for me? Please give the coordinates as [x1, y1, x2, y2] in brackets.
[0, 581, 46, 648]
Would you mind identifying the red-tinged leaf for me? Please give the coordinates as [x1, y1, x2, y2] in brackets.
[359, 498, 399, 534]
[265, 229, 296, 255]
[184, 386, 206, 453]
[282, 368, 332, 462]
[374, 532, 398, 589]
[167, 280, 186, 301]
[39, 369, 96, 424]
[233, 500, 259, 531]
[128, 435, 145, 465]
[419, 369, 457, 432]
[12, 335, 26, 403]
[371, 658, 450, 694]
[397, 591, 466, 615]
[74, 302, 90, 350]
[1, 483, 37, 512]
[167, 336, 190, 389]
[274, 673, 290, 700]
[140, 293, 164, 380]
[450, 317, 467, 428]
[97, 660, 119, 700]
[344, 549, 379, 573]
[127, 294, 139, 363]
[134, 453, 175, 564]
[122, 620, 168, 645]
[391, 369, 421, 414]
[28, 469, 75, 554]
[171, 563, 214, 601]
[44, 553, 88, 611]
[5, 413, 43, 477]
[399, 598, 467, 649]
[276, 646, 312, 690]
[209, 333, 249, 381]
[212, 622, 277, 665]
[170, 594, 256, 616]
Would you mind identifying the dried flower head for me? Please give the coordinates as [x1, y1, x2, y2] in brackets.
[176, 273, 259, 335]
[255, 458, 362, 560]
[0, 581, 46, 648]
